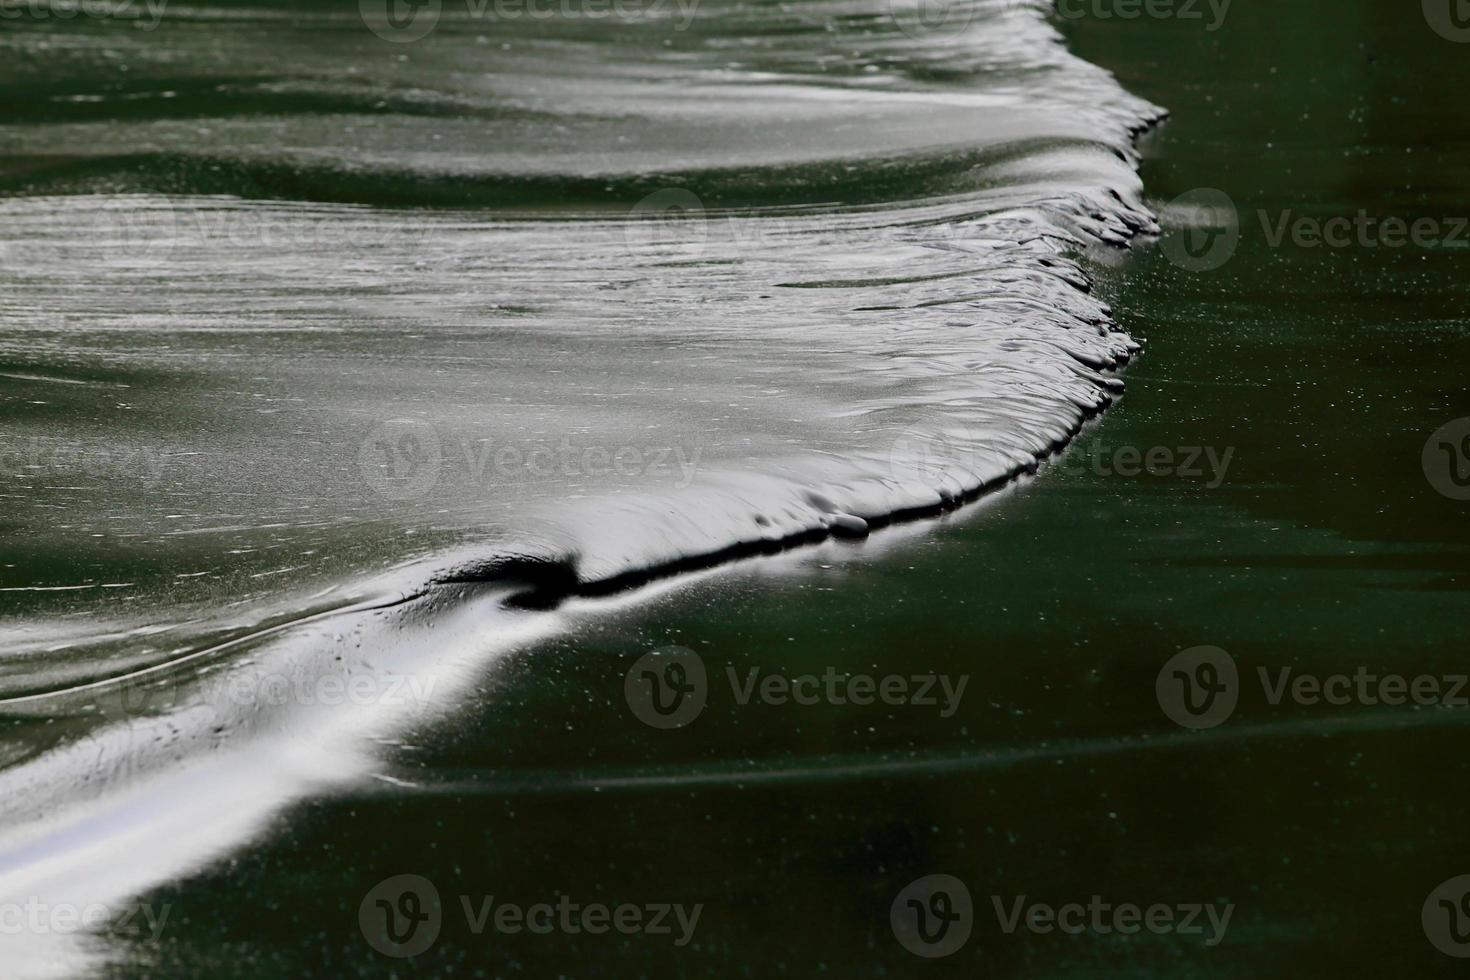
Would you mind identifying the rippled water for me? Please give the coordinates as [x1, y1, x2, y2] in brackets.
[1, 0, 1158, 675]
[0, 1, 1161, 973]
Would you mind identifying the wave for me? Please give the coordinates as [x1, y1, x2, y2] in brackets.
[0, 1, 1161, 972]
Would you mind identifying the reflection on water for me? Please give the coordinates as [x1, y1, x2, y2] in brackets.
[0, 0, 1169, 973]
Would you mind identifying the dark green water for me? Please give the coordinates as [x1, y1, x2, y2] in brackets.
[8, 1, 1470, 977]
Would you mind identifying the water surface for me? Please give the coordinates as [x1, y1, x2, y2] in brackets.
[0, 0, 1172, 974]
